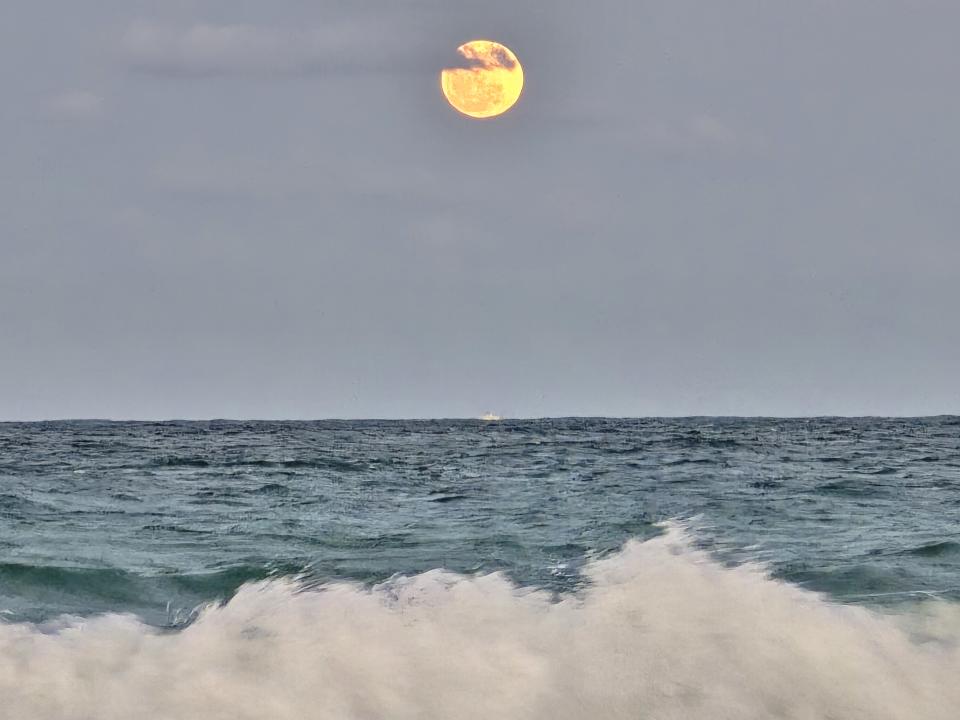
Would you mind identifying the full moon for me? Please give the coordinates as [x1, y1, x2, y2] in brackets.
[440, 40, 524, 119]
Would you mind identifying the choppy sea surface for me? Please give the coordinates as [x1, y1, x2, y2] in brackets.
[1, 417, 959, 719]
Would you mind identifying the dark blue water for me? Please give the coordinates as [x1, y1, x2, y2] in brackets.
[2, 417, 958, 624]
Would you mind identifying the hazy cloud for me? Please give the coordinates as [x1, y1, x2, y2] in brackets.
[48, 90, 103, 118]
[120, 20, 416, 75]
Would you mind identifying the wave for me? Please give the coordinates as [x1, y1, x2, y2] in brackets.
[0, 562, 302, 625]
[143, 456, 367, 472]
[1, 526, 958, 719]
[904, 540, 960, 557]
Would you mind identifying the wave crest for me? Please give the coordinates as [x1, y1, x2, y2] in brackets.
[2, 527, 958, 719]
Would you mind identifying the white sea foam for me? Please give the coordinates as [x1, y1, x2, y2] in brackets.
[1, 526, 957, 720]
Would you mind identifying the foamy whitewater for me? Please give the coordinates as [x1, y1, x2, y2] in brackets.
[2, 527, 958, 720]
[1, 418, 958, 718]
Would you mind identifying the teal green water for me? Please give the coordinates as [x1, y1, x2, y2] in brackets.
[2, 417, 958, 624]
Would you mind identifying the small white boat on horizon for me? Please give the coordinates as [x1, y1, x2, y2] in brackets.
[480, 412, 503, 422]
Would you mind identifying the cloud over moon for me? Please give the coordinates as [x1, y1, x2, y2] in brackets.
[120, 20, 416, 76]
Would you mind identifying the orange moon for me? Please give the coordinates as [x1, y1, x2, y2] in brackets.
[440, 40, 524, 119]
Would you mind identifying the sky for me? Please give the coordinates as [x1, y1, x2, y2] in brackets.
[1, 0, 959, 420]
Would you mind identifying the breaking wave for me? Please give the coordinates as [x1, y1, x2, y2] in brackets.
[1, 526, 957, 720]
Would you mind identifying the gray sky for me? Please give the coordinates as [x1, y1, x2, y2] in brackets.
[1, 0, 959, 420]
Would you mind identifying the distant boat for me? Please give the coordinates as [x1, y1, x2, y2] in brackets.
[480, 412, 503, 422]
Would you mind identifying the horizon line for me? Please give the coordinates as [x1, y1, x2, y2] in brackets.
[2, 414, 958, 424]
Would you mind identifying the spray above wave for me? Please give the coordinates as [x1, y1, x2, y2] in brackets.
[1, 527, 957, 720]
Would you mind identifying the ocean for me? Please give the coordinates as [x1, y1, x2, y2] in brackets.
[1, 417, 958, 718]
